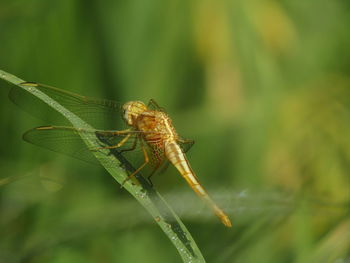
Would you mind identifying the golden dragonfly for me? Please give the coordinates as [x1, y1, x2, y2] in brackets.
[10, 82, 232, 227]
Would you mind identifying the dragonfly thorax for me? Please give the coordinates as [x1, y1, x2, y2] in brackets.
[122, 101, 148, 126]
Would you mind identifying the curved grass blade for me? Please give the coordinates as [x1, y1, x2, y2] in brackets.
[0, 69, 206, 263]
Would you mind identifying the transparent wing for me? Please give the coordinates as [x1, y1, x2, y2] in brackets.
[10, 82, 124, 129]
[178, 138, 195, 153]
[23, 125, 168, 175]
[23, 126, 142, 166]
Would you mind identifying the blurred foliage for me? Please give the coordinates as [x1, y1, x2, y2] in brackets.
[0, 0, 349, 262]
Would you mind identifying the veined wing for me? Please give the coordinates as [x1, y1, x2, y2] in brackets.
[23, 126, 145, 166]
[10, 83, 196, 153]
[23, 126, 170, 174]
[9, 82, 124, 130]
[178, 138, 195, 153]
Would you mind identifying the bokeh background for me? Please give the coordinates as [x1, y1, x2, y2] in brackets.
[1, 0, 350, 262]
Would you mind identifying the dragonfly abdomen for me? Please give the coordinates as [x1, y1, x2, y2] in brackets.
[165, 141, 232, 227]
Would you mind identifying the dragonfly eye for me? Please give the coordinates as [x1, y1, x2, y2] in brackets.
[122, 101, 147, 126]
[122, 109, 128, 122]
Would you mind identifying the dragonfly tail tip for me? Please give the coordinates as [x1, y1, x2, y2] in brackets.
[222, 216, 232, 228]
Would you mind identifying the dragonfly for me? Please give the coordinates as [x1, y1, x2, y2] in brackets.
[10, 82, 232, 227]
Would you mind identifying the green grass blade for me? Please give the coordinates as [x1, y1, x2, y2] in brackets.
[0, 69, 205, 263]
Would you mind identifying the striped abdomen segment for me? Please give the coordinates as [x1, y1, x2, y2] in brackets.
[165, 141, 232, 227]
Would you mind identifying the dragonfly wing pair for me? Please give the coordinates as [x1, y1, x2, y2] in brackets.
[13, 82, 194, 175]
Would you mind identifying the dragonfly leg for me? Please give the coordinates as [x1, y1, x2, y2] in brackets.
[96, 128, 132, 135]
[119, 135, 138, 153]
[121, 144, 149, 187]
[117, 137, 139, 170]
[94, 128, 132, 148]
[94, 133, 132, 150]
[147, 99, 161, 108]
[147, 99, 165, 111]
[110, 129, 133, 135]
[147, 161, 164, 187]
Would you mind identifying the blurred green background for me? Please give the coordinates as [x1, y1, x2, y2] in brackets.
[1, 0, 349, 262]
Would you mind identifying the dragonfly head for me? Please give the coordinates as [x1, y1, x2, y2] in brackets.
[122, 101, 148, 126]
